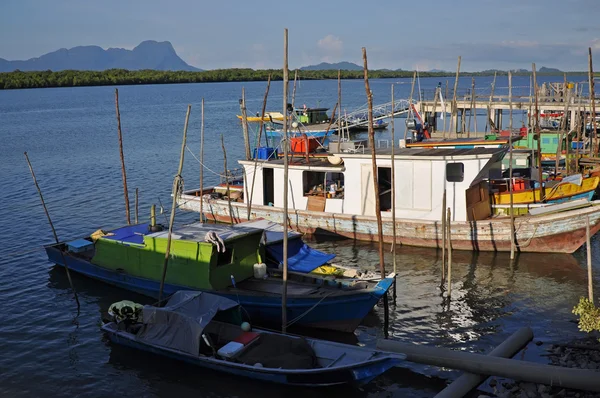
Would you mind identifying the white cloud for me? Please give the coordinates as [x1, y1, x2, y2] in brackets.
[317, 34, 343, 62]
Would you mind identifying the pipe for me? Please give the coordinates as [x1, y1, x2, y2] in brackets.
[377, 337, 600, 392]
[434, 327, 533, 398]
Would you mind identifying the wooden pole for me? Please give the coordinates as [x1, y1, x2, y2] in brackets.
[575, 85, 583, 172]
[282, 28, 289, 334]
[150, 204, 156, 228]
[441, 189, 446, 280]
[509, 72, 516, 260]
[586, 215, 594, 302]
[532, 63, 546, 202]
[200, 98, 205, 222]
[405, 71, 417, 141]
[114, 88, 131, 225]
[363, 47, 389, 335]
[446, 207, 452, 298]
[589, 48, 597, 157]
[134, 188, 139, 224]
[468, 77, 475, 137]
[158, 104, 191, 304]
[451, 56, 461, 137]
[240, 88, 251, 161]
[391, 84, 398, 301]
[221, 135, 234, 225]
[24, 152, 80, 310]
[557, 82, 571, 177]
[473, 79, 478, 134]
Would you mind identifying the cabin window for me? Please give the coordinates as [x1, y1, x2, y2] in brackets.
[216, 247, 233, 266]
[377, 167, 392, 211]
[303, 171, 344, 198]
[446, 163, 464, 182]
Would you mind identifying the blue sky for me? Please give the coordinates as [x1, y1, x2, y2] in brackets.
[1, 0, 599, 71]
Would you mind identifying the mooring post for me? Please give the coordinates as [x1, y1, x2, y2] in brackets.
[441, 189, 447, 280]
[114, 88, 131, 225]
[588, 47, 597, 157]
[391, 83, 398, 302]
[158, 104, 191, 305]
[532, 63, 545, 202]
[451, 56, 461, 137]
[405, 71, 417, 141]
[221, 134, 234, 225]
[134, 187, 139, 224]
[150, 204, 156, 228]
[509, 72, 516, 260]
[587, 215, 594, 302]
[363, 46, 389, 337]
[24, 152, 80, 310]
[240, 88, 251, 161]
[447, 207, 452, 298]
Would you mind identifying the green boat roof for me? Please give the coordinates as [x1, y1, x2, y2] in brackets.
[147, 222, 263, 243]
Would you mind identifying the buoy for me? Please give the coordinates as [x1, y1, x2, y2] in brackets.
[327, 155, 343, 165]
[241, 321, 251, 332]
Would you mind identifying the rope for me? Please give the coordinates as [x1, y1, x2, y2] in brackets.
[185, 146, 229, 178]
[285, 291, 334, 328]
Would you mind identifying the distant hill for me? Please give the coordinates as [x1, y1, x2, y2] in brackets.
[539, 66, 562, 73]
[0, 41, 200, 72]
[300, 61, 362, 71]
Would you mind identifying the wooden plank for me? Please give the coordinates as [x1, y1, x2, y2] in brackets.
[307, 195, 326, 211]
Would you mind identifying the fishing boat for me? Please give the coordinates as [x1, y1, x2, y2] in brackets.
[237, 112, 285, 122]
[45, 221, 393, 332]
[266, 106, 336, 141]
[102, 291, 406, 387]
[178, 146, 600, 254]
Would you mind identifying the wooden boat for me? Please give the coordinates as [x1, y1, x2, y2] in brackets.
[237, 112, 285, 122]
[178, 147, 600, 254]
[491, 175, 599, 206]
[45, 221, 393, 332]
[102, 291, 405, 387]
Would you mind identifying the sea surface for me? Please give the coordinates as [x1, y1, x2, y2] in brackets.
[1, 75, 598, 397]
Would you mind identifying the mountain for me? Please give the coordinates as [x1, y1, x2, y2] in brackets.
[0, 41, 200, 72]
[539, 66, 562, 73]
[300, 61, 362, 71]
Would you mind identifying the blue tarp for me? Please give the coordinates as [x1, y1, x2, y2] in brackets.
[103, 223, 150, 245]
[265, 238, 336, 273]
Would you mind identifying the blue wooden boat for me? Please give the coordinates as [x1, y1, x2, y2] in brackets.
[45, 221, 393, 332]
[102, 291, 405, 387]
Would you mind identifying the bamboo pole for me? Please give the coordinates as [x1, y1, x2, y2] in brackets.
[405, 72, 417, 141]
[24, 152, 80, 310]
[586, 215, 594, 302]
[532, 63, 546, 201]
[557, 81, 571, 177]
[362, 47, 389, 335]
[150, 204, 156, 229]
[446, 207, 452, 298]
[509, 72, 516, 260]
[473, 79, 478, 134]
[240, 88, 251, 161]
[441, 189, 446, 280]
[451, 56, 461, 137]
[114, 88, 131, 225]
[589, 48, 597, 157]
[134, 188, 139, 224]
[221, 135, 234, 225]
[575, 85, 583, 172]
[248, 76, 272, 220]
[282, 28, 289, 334]
[158, 104, 191, 304]
[200, 98, 205, 222]
[391, 84, 398, 301]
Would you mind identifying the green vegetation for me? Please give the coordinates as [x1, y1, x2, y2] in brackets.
[573, 297, 600, 336]
[0, 68, 592, 90]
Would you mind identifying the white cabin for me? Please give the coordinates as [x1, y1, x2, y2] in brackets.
[240, 148, 505, 222]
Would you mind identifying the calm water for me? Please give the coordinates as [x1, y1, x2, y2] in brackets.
[1, 76, 598, 397]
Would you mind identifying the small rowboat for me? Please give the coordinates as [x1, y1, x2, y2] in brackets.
[102, 291, 405, 387]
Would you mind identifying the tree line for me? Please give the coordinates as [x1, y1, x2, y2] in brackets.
[0, 68, 590, 90]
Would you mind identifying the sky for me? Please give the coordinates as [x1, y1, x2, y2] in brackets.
[1, 0, 600, 71]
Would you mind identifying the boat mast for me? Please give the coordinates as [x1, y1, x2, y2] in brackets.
[282, 28, 289, 334]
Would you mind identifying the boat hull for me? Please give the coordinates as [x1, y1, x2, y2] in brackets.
[491, 177, 599, 206]
[102, 324, 402, 387]
[179, 194, 600, 254]
[45, 246, 391, 333]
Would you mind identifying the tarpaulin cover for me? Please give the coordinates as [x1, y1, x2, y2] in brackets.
[103, 223, 149, 245]
[136, 291, 239, 356]
[266, 238, 336, 273]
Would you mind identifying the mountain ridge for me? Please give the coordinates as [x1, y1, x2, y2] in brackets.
[0, 41, 200, 72]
